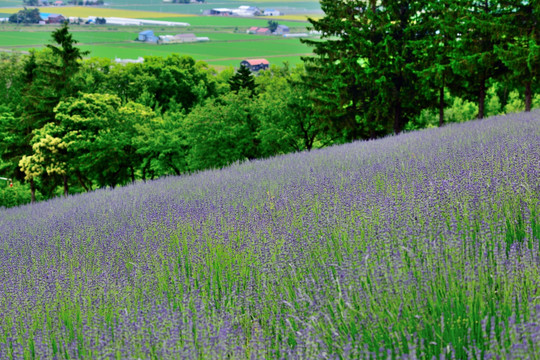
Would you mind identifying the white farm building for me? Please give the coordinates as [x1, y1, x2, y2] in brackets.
[87, 17, 189, 26]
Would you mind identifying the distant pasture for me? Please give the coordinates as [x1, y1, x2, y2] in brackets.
[0, 27, 314, 68]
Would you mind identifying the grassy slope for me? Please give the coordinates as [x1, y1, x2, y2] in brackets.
[0, 111, 539, 359]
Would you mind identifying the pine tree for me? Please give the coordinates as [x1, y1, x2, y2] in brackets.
[303, 0, 432, 139]
[268, 20, 278, 33]
[45, 21, 89, 100]
[450, 0, 508, 119]
[228, 65, 257, 96]
[414, 0, 461, 126]
[495, 1, 539, 111]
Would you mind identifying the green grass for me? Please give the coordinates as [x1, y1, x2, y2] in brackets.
[0, 31, 137, 47]
[0, 0, 20, 7]
[79, 37, 312, 65]
[0, 25, 314, 67]
[0, 32, 54, 47]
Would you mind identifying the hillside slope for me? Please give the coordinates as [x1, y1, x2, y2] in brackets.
[0, 111, 539, 359]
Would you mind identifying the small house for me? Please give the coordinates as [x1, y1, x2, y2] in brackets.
[158, 35, 176, 44]
[48, 14, 65, 23]
[209, 8, 233, 16]
[256, 27, 271, 35]
[232, 6, 260, 16]
[240, 59, 269, 72]
[40, 13, 65, 23]
[247, 26, 258, 34]
[54, 0, 63, 5]
[274, 25, 289, 35]
[263, 9, 280, 16]
[174, 33, 198, 42]
[138, 30, 159, 43]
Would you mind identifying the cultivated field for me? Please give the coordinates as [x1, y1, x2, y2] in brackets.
[80, 40, 312, 67]
[1, 111, 539, 359]
[0, 0, 317, 66]
[0, 22, 314, 67]
[0, 6, 193, 18]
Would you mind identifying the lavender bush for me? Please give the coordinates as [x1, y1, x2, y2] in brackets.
[0, 111, 539, 359]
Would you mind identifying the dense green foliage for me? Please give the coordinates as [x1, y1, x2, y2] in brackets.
[0, 8, 538, 207]
[302, 0, 539, 141]
[8, 7, 41, 24]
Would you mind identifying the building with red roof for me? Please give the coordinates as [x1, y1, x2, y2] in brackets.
[240, 59, 269, 72]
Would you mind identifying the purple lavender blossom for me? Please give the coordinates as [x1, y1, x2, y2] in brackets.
[0, 111, 539, 359]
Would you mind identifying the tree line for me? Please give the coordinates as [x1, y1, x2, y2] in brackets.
[302, 0, 539, 140]
[0, 0, 538, 207]
[0, 23, 326, 206]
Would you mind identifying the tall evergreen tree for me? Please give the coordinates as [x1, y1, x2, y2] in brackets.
[45, 21, 89, 101]
[228, 65, 257, 96]
[495, 1, 539, 111]
[450, 0, 508, 119]
[414, 0, 461, 126]
[303, 0, 432, 139]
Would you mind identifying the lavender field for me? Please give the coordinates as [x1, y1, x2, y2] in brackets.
[0, 111, 539, 359]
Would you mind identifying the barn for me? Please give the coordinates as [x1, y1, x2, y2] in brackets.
[174, 33, 198, 42]
[256, 27, 271, 35]
[263, 9, 280, 16]
[138, 30, 159, 43]
[40, 13, 65, 24]
[274, 25, 290, 35]
[240, 59, 269, 72]
[209, 8, 233, 15]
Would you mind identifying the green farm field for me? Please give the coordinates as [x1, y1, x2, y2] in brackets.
[80, 36, 313, 66]
[0, 26, 314, 67]
[0, 0, 317, 68]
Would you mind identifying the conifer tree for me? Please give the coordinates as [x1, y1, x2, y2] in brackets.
[45, 21, 89, 100]
[228, 65, 257, 96]
[495, 1, 539, 111]
[414, 0, 460, 126]
[303, 0, 432, 139]
[450, 0, 508, 119]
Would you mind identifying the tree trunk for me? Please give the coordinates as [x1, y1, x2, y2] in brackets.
[438, 85, 445, 127]
[130, 165, 135, 183]
[478, 81, 486, 119]
[76, 171, 89, 192]
[63, 174, 69, 197]
[30, 177, 36, 203]
[525, 81, 532, 112]
[393, 102, 404, 134]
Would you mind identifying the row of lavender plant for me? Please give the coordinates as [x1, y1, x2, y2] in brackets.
[0, 111, 539, 359]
